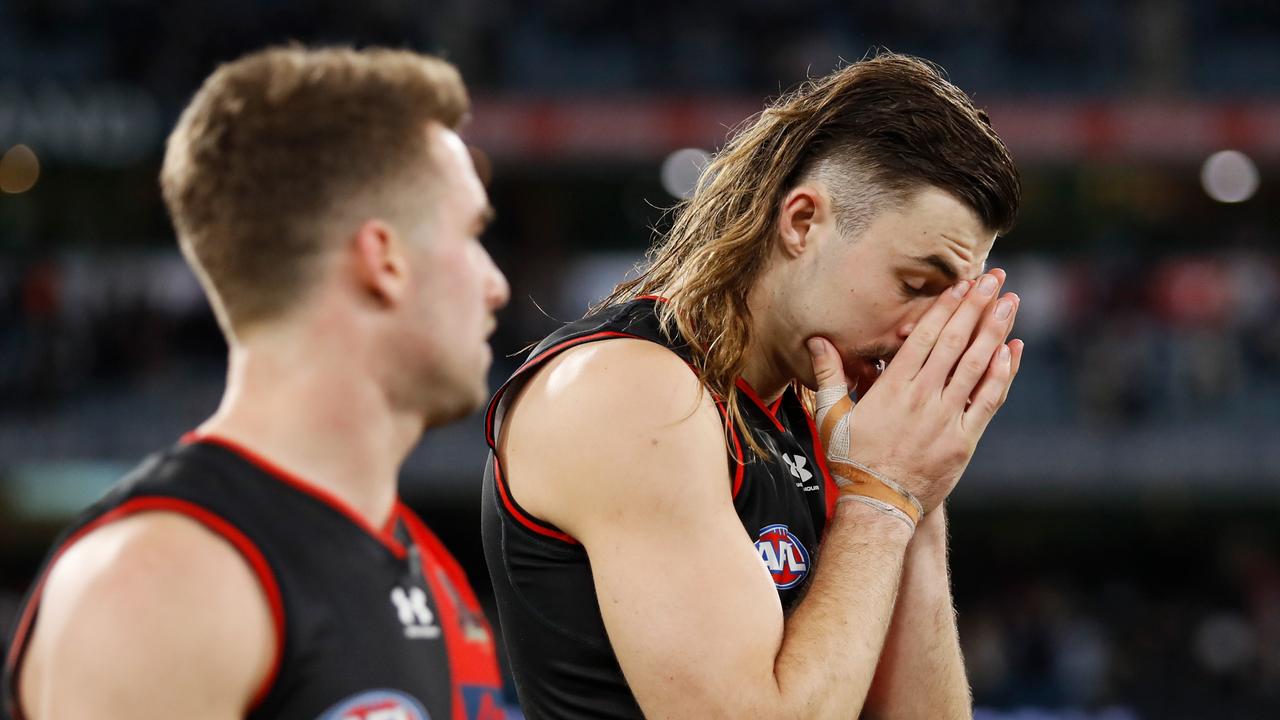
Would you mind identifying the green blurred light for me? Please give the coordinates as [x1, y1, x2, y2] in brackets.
[3, 462, 131, 522]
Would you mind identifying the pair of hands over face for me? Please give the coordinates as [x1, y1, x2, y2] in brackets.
[808, 269, 1023, 513]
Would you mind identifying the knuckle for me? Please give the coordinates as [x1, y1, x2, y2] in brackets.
[911, 328, 938, 348]
[940, 332, 968, 353]
[962, 356, 989, 377]
[983, 317, 1008, 336]
[906, 384, 929, 408]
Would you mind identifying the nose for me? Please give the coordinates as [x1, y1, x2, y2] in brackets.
[487, 257, 510, 310]
[897, 305, 930, 339]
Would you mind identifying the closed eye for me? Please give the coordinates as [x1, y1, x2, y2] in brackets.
[899, 280, 932, 298]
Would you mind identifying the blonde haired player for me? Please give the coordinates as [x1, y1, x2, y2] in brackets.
[5, 46, 509, 720]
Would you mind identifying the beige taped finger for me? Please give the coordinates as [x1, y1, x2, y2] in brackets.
[814, 388, 853, 460]
[812, 385, 923, 527]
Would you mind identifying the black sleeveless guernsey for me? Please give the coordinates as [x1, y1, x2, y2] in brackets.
[481, 297, 839, 719]
[4, 434, 504, 720]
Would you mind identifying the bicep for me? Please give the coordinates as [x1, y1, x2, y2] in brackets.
[582, 490, 786, 719]
[19, 513, 273, 720]
[522, 351, 787, 716]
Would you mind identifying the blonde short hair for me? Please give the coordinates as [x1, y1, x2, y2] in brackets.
[161, 45, 469, 333]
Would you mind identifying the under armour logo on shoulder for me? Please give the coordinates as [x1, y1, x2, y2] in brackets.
[782, 453, 814, 486]
[390, 586, 441, 640]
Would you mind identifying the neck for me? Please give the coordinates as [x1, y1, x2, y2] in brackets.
[197, 323, 422, 531]
[739, 276, 795, 404]
[659, 277, 794, 404]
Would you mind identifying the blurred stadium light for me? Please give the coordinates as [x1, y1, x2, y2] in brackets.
[0, 144, 39, 194]
[1201, 149, 1260, 202]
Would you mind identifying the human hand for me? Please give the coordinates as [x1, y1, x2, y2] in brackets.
[808, 270, 1023, 514]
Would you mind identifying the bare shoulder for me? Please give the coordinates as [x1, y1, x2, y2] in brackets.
[499, 338, 731, 537]
[19, 511, 274, 719]
[504, 337, 722, 464]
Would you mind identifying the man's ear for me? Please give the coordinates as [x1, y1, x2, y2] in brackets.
[776, 185, 823, 258]
[352, 219, 409, 305]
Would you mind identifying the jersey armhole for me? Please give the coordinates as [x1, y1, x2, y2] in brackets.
[484, 332, 653, 547]
[4, 498, 286, 719]
[485, 329, 745, 543]
[490, 454, 580, 545]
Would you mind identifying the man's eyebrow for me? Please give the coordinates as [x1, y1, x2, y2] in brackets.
[909, 254, 963, 282]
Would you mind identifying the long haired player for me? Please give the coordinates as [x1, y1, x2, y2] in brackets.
[483, 53, 1023, 718]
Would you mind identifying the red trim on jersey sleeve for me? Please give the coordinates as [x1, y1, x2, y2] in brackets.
[482, 321, 744, 544]
[481, 330, 653, 546]
[395, 505, 502, 720]
[734, 379, 787, 433]
[5, 497, 285, 719]
[800, 405, 840, 521]
[493, 458, 579, 544]
[183, 432, 407, 559]
[483, 330, 647, 450]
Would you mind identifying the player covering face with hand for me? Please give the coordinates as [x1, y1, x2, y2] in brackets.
[482, 52, 1022, 719]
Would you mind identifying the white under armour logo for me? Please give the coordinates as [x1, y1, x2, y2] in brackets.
[390, 586, 441, 639]
[782, 453, 814, 485]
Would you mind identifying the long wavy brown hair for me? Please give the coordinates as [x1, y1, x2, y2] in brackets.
[595, 52, 1021, 455]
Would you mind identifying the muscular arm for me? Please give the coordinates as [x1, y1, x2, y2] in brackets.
[863, 275, 1025, 719]
[864, 509, 970, 719]
[502, 271, 1018, 718]
[500, 339, 912, 719]
[17, 513, 275, 720]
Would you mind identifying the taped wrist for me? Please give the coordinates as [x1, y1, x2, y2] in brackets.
[837, 493, 918, 532]
[814, 386, 924, 529]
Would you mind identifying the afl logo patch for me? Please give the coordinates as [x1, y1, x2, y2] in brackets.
[756, 524, 810, 589]
[320, 689, 430, 720]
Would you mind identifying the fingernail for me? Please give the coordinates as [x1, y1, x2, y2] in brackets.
[999, 344, 1011, 363]
[807, 338, 825, 356]
[994, 298, 1013, 320]
[951, 281, 970, 298]
[978, 275, 998, 296]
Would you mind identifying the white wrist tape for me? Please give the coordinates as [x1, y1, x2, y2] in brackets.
[814, 385, 924, 527]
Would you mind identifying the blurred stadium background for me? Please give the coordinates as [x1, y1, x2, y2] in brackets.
[2, 1, 1279, 718]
